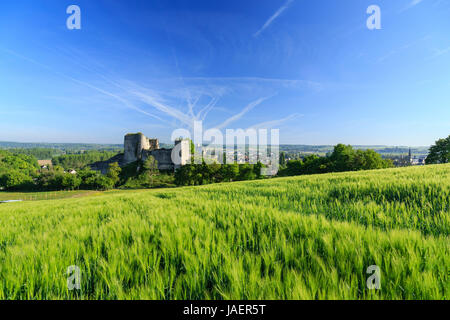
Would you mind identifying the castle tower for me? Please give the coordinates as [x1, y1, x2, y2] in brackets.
[173, 139, 191, 169]
[124, 133, 151, 164]
[123, 133, 189, 171]
[148, 138, 159, 150]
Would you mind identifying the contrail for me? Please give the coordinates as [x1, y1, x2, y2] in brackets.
[249, 113, 302, 130]
[1, 48, 164, 122]
[216, 96, 273, 130]
[254, 0, 294, 37]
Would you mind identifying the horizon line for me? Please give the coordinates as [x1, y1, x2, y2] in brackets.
[0, 140, 431, 149]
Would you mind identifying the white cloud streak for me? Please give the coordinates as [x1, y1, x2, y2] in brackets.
[1, 48, 164, 122]
[378, 35, 429, 62]
[253, 0, 294, 37]
[3, 48, 312, 137]
[410, 0, 425, 6]
[129, 89, 194, 127]
[216, 96, 273, 130]
[249, 113, 302, 130]
[427, 46, 450, 60]
[400, 0, 425, 12]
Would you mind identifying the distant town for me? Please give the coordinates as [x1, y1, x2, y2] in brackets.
[0, 140, 429, 169]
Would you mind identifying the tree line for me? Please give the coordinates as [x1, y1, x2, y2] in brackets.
[52, 150, 120, 170]
[278, 144, 394, 176]
[174, 144, 394, 186]
[0, 149, 168, 192]
[1, 135, 448, 192]
[175, 162, 265, 186]
[4, 148, 61, 160]
[425, 135, 450, 164]
[0, 149, 123, 191]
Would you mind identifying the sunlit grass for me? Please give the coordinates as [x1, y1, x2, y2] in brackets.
[0, 164, 448, 299]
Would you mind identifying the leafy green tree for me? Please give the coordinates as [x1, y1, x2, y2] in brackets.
[142, 156, 159, 186]
[302, 155, 324, 174]
[175, 164, 196, 186]
[52, 151, 119, 170]
[83, 174, 114, 190]
[6, 148, 58, 160]
[208, 163, 222, 182]
[353, 149, 392, 170]
[77, 169, 100, 189]
[199, 161, 212, 184]
[190, 139, 195, 164]
[426, 135, 450, 164]
[282, 159, 303, 176]
[329, 144, 355, 172]
[253, 161, 265, 179]
[37, 171, 62, 190]
[278, 144, 392, 177]
[238, 164, 256, 181]
[94, 175, 114, 190]
[279, 152, 286, 167]
[0, 170, 34, 191]
[53, 165, 65, 173]
[61, 174, 82, 190]
[0, 150, 39, 177]
[352, 150, 368, 170]
[221, 164, 239, 182]
[107, 162, 122, 187]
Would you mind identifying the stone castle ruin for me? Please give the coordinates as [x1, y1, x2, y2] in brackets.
[124, 133, 191, 170]
[91, 133, 191, 174]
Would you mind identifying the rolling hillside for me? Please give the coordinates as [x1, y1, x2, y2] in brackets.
[0, 164, 448, 299]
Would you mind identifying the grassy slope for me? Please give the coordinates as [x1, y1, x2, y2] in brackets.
[0, 165, 448, 299]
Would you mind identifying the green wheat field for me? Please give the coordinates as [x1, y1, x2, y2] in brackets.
[0, 164, 448, 300]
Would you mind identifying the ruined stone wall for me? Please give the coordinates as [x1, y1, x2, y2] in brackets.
[124, 133, 151, 164]
[141, 139, 191, 171]
[121, 133, 190, 171]
[143, 149, 174, 171]
[90, 153, 125, 174]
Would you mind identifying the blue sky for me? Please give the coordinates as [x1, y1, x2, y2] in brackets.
[0, 0, 449, 145]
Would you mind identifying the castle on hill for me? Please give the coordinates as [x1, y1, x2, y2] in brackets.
[91, 133, 190, 173]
